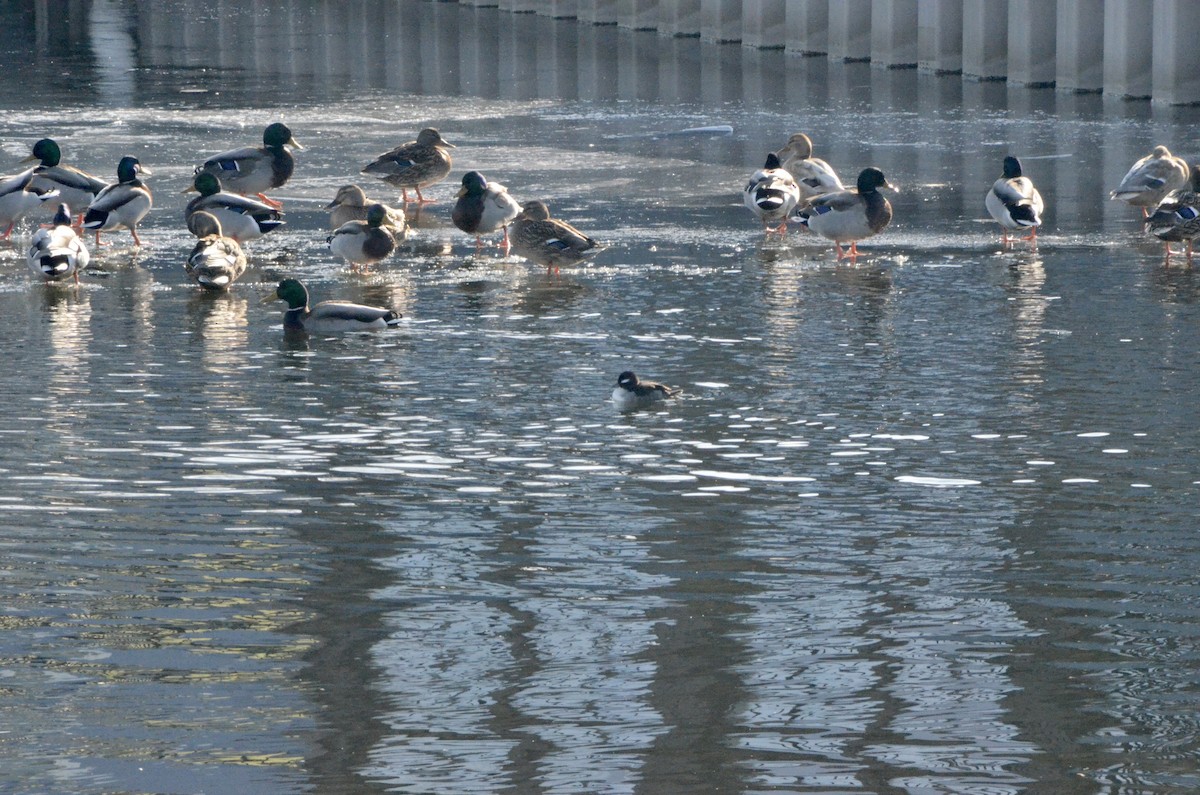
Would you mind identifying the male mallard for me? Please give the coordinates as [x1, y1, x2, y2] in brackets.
[265, 278, 402, 333]
[985, 155, 1044, 244]
[83, 156, 153, 246]
[185, 211, 248, 290]
[612, 371, 678, 412]
[325, 184, 407, 237]
[509, 200, 604, 272]
[1111, 145, 1190, 216]
[451, 170, 521, 252]
[22, 138, 107, 222]
[28, 203, 88, 283]
[194, 122, 301, 209]
[328, 203, 397, 269]
[776, 133, 844, 204]
[1145, 166, 1200, 260]
[797, 167, 895, 260]
[184, 172, 284, 243]
[0, 168, 58, 239]
[743, 153, 802, 234]
[361, 127, 455, 204]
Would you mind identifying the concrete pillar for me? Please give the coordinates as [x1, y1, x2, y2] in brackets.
[498, 0, 537, 12]
[459, 0, 499, 7]
[538, 0, 578, 18]
[785, 0, 829, 55]
[660, 0, 701, 36]
[1007, 0, 1057, 86]
[918, 0, 962, 73]
[578, 0, 618, 24]
[701, 0, 741, 43]
[1152, 0, 1200, 104]
[828, 0, 872, 61]
[741, 0, 786, 48]
[1055, 0, 1103, 91]
[962, 0, 1007, 79]
[872, 0, 918, 67]
[1103, 0, 1152, 99]
[617, 0, 657, 30]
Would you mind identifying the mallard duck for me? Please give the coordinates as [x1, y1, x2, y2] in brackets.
[325, 184, 407, 236]
[509, 200, 604, 271]
[185, 211, 248, 290]
[82, 156, 152, 246]
[1145, 166, 1200, 259]
[1111, 145, 1190, 216]
[27, 203, 88, 283]
[985, 155, 1044, 244]
[361, 127, 455, 204]
[612, 371, 677, 412]
[451, 170, 522, 251]
[328, 203, 397, 269]
[797, 167, 895, 259]
[184, 172, 284, 243]
[776, 133, 844, 203]
[194, 122, 301, 209]
[22, 138, 107, 222]
[265, 278, 402, 333]
[0, 168, 58, 239]
[743, 153, 802, 234]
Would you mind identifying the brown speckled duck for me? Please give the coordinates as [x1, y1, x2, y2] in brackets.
[360, 127, 455, 205]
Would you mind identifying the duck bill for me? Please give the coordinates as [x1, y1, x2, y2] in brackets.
[259, 290, 282, 305]
[288, 137, 304, 150]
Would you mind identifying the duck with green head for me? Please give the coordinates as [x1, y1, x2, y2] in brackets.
[184, 172, 284, 243]
[265, 278, 402, 333]
[452, 170, 522, 253]
[797, 167, 895, 260]
[328, 203, 398, 270]
[83, 156, 153, 246]
[194, 122, 301, 209]
[22, 138, 107, 223]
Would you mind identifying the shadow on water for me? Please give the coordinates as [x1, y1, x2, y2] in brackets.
[2, 2, 1200, 794]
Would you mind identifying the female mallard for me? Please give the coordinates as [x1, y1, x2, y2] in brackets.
[265, 278, 402, 333]
[0, 168, 58, 239]
[194, 122, 301, 209]
[985, 155, 1044, 244]
[22, 138, 107, 222]
[325, 184, 407, 237]
[328, 203, 397, 269]
[612, 371, 677, 412]
[1111, 145, 1190, 216]
[798, 167, 895, 260]
[184, 172, 284, 243]
[1145, 166, 1200, 259]
[185, 211, 248, 290]
[509, 200, 604, 272]
[743, 153, 802, 234]
[28, 203, 88, 283]
[361, 127, 455, 204]
[776, 133, 844, 204]
[451, 170, 521, 252]
[83, 156, 153, 246]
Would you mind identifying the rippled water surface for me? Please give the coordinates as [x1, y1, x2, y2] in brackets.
[4, 2, 1200, 793]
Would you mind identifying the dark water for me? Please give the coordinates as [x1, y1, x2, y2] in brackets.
[2, 1, 1200, 793]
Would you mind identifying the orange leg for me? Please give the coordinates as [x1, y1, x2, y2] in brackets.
[257, 193, 284, 209]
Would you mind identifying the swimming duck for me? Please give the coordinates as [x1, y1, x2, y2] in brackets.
[985, 155, 1044, 244]
[1111, 145, 1190, 216]
[612, 371, 677, 412]
[328, 203, 397, 269]
[0, 168, 58, 239]
[775, 133, 844, 204]
[1145, 166, 1200, 259]
[265, 278, 402, 333]
[325, 184, 407, 236]
[797, 167, 895, 260]
[27, 203, 88, 283]
[361, 127, 455, 204]
[22, 138, 107, 222]
[83, 156, 153, 246]
[185, 211, 248, 290]
[194, 122, 301, 209]
[184, 172, 284, 243]
[509, 200, 604, 271]
[451, 170, 522, 252]
[743, 153, 802, 234]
